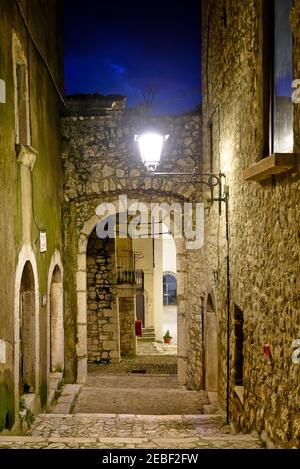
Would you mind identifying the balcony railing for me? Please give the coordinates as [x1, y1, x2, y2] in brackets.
[117, 268, 144, 290]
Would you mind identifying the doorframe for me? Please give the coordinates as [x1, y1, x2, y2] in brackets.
[14, 244, 39, 419]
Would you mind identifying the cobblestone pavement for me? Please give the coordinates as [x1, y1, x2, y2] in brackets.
[137, 341, 177, 356]
[87, 355, 177, 375]
[0, 414, 262, 449]
[72, 373, 208, 414]
[0, 359, 263, 449]
[152, 342, 177, 355]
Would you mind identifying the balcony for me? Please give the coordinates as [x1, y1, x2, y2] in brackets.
[117, 261, 144, 290]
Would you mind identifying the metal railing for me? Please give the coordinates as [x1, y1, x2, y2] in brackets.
[117, 266, 144, 290]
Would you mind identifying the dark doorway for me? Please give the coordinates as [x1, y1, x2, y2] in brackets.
[19, 261, 36, 395]
[136, 294, 145, 327]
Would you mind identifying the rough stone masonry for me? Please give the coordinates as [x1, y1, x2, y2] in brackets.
[201, 0, 300, 448]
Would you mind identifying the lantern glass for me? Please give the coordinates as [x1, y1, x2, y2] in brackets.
[135, 133, 169, 171]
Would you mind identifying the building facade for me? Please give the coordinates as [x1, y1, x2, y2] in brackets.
[201, 0, 300, 448]
[0, 0, 64, 431]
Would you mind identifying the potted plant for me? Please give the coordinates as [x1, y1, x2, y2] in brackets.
[163, 329, 172, 344]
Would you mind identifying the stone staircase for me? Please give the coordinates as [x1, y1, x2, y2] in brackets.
[0, 367, 263, 449]
[0, 413, 262, 449]
[137, 327, 156, 342]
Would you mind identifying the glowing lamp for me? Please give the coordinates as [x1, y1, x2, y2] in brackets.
[134, 132, 169, 171]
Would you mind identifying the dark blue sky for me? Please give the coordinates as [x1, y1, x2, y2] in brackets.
[63, 0, 201, 115]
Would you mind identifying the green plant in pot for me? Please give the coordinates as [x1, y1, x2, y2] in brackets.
[163, 329, 172, 344]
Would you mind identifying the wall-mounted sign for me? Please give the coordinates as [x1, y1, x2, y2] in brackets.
[41, 294, 47, 307]
[0, 339, 6, 364]
[0, 79, 5, 103]
[40, 231, 47, 253]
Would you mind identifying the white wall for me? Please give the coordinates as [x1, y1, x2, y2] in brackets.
[162, 234, 177, 274]
[132, 233, 176, 342]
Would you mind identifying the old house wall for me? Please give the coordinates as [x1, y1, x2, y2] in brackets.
[0, 0, 63, 431]
[61, 105, 203, 386]
[118, 296, 136, 357]
[202, 0, 300, 448]
[86, 231, 119, 363]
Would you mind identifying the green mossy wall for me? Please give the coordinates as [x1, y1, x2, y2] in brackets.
[0, 0, 63, 429]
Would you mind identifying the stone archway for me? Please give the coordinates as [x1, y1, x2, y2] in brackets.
[75, 200, 189, 385]
[203, 293, 218, 393]
[14, 245, 39, 414]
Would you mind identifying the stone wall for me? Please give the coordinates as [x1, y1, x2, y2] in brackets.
[86, 230, 119, 363]
[62, 110, 201, 202]
[61, 102, 204, 387]
[118, 296, 136, 357]
[202, 0, 300, 448]
[0, 0, 64, 431]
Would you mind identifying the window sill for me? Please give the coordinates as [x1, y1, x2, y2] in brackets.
[234, 385, 244, 405]
[243, 153, 295, 182]
[15, 144, 37, 170]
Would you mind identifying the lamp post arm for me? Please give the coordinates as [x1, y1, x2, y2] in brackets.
[151, 170, 226, 215]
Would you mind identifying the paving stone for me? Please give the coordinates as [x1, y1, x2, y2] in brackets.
[0, 366, 263, 449]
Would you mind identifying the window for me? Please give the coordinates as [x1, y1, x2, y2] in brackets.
[163, 274, 177, 305]
[13, 33, 30, 146]
[234, 305, 244, 386]
[263, 0, 293, 156]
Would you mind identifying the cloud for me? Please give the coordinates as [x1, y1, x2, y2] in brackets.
[108, 61, 126, 76]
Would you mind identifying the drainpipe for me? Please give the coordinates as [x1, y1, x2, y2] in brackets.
[225, 188, 230, 424]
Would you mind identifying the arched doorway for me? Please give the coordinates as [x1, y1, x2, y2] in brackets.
[203, 294, 218, 392]
[50, 266, 64, 373]
[19, 261, 36, 395]
[76, 204, 188, 385]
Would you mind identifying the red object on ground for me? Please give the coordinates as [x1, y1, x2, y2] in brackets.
[135, 320, 142, 337]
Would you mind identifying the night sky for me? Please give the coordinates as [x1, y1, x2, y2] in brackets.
[63, 0, 201, 115]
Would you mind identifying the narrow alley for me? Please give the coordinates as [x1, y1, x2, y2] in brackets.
[0, 0, 299, 456]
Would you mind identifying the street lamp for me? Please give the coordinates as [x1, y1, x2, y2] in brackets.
[134, 131, 227, 215]
[134, 132, 169, 172]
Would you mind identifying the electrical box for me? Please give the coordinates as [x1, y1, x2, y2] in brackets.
[0, 79, 5, 103]
[0, 339, 6, 364]
[40, 231, 47, 253]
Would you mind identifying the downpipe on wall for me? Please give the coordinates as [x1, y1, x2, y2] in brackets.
[225, 188, 230, 424]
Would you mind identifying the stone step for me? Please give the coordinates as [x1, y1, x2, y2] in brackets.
[137, 337, 156, 342]
[48, 372, 63, 406]
[51, 384, 81, 414]
[0, 413, 262, 449]
[142, 328, 155, 333]
[0, 434, 262, 449]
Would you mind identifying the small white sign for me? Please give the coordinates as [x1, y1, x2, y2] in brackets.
[40, 231, 47, 253]
[292, 339, 300, 364]
[0, 79, 5, 103]
[0, 339, 6, 364]
[41, 294, 47, 307]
